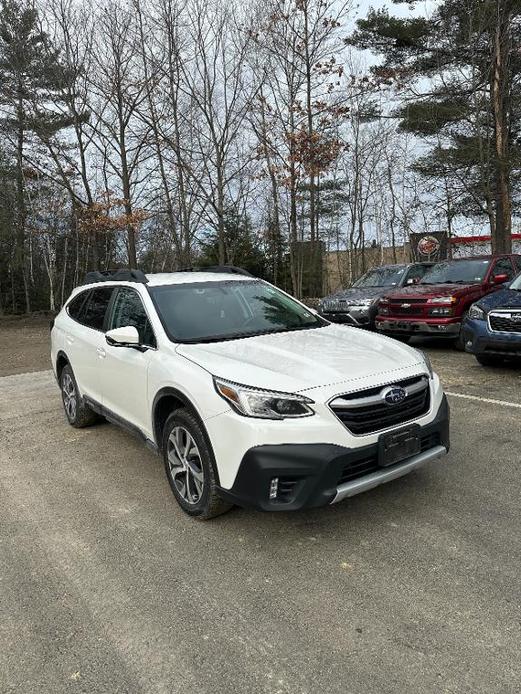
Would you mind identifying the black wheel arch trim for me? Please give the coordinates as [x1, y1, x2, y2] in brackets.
[151, 387, 221, 485]
[55, 350, 71, 381]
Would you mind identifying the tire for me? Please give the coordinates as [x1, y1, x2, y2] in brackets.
[162, 408, 232, 520]
[60, 364, 98, 428]
[475, 354, 505, 367]
[455, 314, 468, 351]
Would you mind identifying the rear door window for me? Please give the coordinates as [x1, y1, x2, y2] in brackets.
[67, 290, 90, 322]
[82, 287, 115, 331]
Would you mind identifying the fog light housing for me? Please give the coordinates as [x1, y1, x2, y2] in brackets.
[269, 477, 279, 500]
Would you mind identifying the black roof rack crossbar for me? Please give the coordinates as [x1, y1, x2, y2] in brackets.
[83, 269, 149, 285]
[177, 265, 253, 277]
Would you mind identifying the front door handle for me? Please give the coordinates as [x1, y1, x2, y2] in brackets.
[66, 334, 74, 345]
[96, 347, 106, 359]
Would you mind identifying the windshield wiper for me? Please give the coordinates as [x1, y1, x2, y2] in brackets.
[424, 280, 471, 285]
[188, 323, 323, 344]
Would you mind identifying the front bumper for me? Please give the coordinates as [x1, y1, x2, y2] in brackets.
[376, 318, 461, 337]
[217, 395, 450, 511]
[320, 307, 372, 327]
[462, 318, 521, 357]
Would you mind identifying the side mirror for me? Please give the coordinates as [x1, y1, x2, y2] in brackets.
[106, 325, 140, 347]
[492, 273, 509, 285]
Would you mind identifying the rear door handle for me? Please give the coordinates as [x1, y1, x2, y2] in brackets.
[96, 347, 106, 359]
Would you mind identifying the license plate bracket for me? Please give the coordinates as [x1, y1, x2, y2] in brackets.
[378, 425, 421, 467]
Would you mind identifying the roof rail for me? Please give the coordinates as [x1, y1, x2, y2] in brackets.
[83, 269, 149, 285]
[177, 265, 253, 277]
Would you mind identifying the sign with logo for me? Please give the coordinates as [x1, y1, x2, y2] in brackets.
[410, 231, 448, 261]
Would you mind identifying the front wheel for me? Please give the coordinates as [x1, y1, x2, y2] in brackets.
[475, 354, 505, 367]
[162, 408, 232, 519]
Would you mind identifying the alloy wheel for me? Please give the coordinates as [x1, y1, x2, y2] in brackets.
[167, 426, 204, 504]
[62, 373, 77, 421]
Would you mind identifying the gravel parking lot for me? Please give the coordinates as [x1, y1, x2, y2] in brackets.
[1, 322, 520, 693]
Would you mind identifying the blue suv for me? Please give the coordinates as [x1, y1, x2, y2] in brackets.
[462, 271, 521, 365]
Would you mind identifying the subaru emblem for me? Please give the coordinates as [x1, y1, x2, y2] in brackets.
[382, 385, 407, 405]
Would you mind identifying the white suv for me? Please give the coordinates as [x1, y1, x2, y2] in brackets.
[51, 267, 450, 519]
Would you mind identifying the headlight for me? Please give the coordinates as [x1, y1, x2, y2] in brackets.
[468, 304, 485, 321]
[214, 378, 315, 419]
[426, 296, 457, 305]
[416, 350, 434, 379]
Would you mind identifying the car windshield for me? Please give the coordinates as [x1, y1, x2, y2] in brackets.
[420, 259, 491, 285]
[353, 266, 406, 288]
[150, 280, 325, 343]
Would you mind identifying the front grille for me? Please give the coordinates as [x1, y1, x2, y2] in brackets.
[390, 298, 427, 303]
[330, 375, 430, 436]
[337, 432, 440, 485]
[389, 302, 426, 317]
[489, 312, 521, 334]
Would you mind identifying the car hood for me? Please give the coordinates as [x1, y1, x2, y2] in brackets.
[384, 283, 479, 300]
[323, 287, 388, 303]
[478, 287, 521, 311]
[177, 324, 426, 394]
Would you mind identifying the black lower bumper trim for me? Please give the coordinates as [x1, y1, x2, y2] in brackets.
[218, 395, 450, 511]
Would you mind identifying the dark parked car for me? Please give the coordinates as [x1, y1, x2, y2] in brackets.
[376, 255, 521, 347]
[462, 271, 521, 365]
[318, 263, 433, 329]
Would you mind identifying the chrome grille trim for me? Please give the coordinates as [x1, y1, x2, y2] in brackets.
[488, 310, 521, 334]
[328, 375, 431, 436]
[330, 376, 428, 409]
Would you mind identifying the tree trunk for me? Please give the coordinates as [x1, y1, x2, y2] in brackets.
[216, 158, 226, 266]
[16, 88, 30, 313]
[491, 0, 512, 254]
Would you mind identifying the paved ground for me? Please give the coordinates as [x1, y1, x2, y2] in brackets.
[0, 331, 520, 693]
[0, 316, 52, 376]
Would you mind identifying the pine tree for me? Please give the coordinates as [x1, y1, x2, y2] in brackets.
[0, 0, 72, 312]
[350, 0, 521, 253]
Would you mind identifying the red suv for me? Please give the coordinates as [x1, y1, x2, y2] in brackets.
[376, 255, 521, 346]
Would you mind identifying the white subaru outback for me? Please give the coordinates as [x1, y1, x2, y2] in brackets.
[51, 267, 450, 519]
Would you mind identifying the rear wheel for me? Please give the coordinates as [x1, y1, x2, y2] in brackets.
[162, 408, 232, 520]
[60, 364, 98, 428]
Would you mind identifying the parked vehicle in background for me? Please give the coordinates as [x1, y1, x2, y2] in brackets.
[318, 263, 433, 329]
[50, 267, 449, 520]
[376, 255, 521, 347]
[461, 271, 521, 365]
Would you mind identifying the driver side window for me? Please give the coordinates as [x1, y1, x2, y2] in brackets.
[491, 257, 514, 281]
[109, 288, 156, 348]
